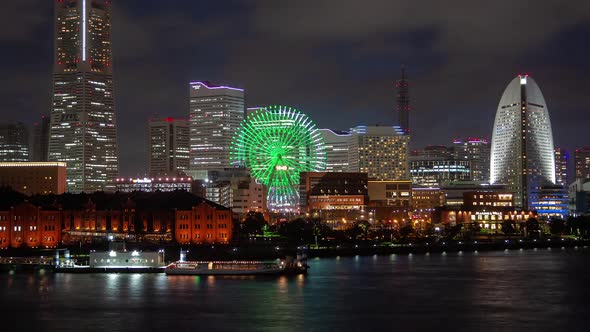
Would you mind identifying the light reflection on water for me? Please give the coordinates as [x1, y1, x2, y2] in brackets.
[0, 249, 589, 331]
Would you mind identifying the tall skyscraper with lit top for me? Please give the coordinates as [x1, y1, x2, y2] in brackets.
[49, 0, 118, 193]
[490, 75, 555, 209]
[189, 81, 244, 171]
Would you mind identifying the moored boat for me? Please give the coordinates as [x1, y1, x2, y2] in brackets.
[165, 250, 309, 276]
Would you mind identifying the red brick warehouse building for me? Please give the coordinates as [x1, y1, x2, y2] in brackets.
[0, 190, 233, 249]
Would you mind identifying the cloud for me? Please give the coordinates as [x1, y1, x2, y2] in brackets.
[0, 0, 51, 41]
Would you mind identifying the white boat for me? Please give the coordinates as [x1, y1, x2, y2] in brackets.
[165, 260, 299, 275]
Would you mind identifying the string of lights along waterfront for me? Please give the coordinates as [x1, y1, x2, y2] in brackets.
[48, 0, 118, 193]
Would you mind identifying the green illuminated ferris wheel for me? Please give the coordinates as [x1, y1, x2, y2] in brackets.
[230, 105, 326, 209]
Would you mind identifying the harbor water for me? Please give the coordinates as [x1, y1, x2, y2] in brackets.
[1, 248, 589, 331]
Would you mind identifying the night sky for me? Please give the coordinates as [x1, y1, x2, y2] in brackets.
[2, 1, 590, 176]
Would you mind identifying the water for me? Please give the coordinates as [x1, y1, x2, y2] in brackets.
[1, 249, 589, 331]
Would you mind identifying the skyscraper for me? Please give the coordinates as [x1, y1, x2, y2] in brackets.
[148, 116, 190, 176]
[554, 147, 569, 187]
[348, 126, 409, 180]
[395, 67, 411, 134]
[319, 129, 351, 172]
[189, 81, 244, 171]
[574, 147, 590, 180]
[49, 0, 118, 193]
[453, 138, 490, 182]
[490, 75, 555, 209]
[0, 122, 29, 162]
[31, 115, 50, 162]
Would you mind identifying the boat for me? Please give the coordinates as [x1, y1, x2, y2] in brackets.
[165, 250, 309, 276]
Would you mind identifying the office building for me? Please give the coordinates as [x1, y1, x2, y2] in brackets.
[49, 0, 119, 193]
[490, 75, 555, 209]
[441, 181, 504, 206]
[418, 145, 455, 159]
[574, 147, 590, 180]
[148, 116, 190, 176]
[189, 81, 244, 170]
[202, 168, 266, 215]
[0, 122, 29, 162]
[453, 138, 490, 182]
[0, 162, 67, 195]
[299, 172, 368, 212]
[348, 126, 409, 180]
[411, 188, 445, 211]
[396, 67, 411, 134]
[554, 147, 569, 187]
[31, 115, 50, 162]
[530, 185, 569, 219]
[569, 179, 590, 215]
[319, 129, 350, 172]
[410, 156, 471, 187]
[367, 180, 412, 208]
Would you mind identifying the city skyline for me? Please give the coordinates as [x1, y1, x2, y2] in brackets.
[2, 1, 590, 176]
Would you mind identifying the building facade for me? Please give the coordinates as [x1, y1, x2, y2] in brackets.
[435, 191, 539, 232]
[299, 172, 368, 212]
[453, 138, 490, 182]
[410, 156, 471, 187]
[554, 147, 569, 187]
[148, 116, 190, 176]
[32, 115, 50, 162]
[174, 202, 232, 245]
[0, 191, 233, 249]
[411, 188, 445, 211]
[569, 179, 590, 215]
[348, 126, 410, 180]
[0, 162, 67, 195]
[319, 129, 350, 172]
[396, 67, 411, 134]
[367, 180, 412, 208]
[114, 177, 193, 193]
[189, 81, 244, 171]
[574, 147, 590, 180]
[490, 75, 555, 209]
[0, 202, 62, 249]
[0, 122, 29, 162]
[530, 185, 569, 220]
[49, 0, 119, 193]
[204, 169, 266, 215]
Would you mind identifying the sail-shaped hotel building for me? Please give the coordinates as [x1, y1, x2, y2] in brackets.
[490, 75, 555, 209]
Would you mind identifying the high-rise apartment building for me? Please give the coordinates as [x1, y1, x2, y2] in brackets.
[189, 81, 244, 171]
[319, 129, 350, 172]
[32, 115, 50, 162]
[554, 147, 569, 187]
[574, 147, 590, 180]
[490, 75, 555, 209]
[148, 116, 190, 176]
[348, 126, 410, 181]
[49, 0, 118, 193]
[0, 122, 29, 162]
[453, 138, 490, 182]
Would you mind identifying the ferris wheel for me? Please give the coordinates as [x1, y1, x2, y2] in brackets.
[230, 105, 326, 209]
